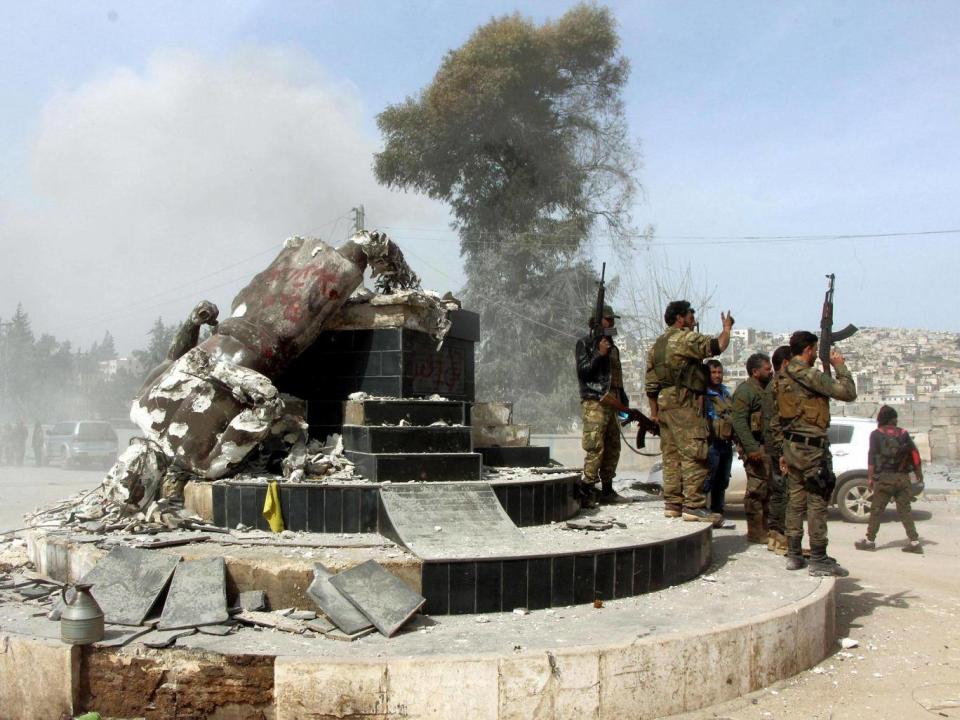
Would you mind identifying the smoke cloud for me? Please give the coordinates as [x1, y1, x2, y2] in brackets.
[1, 48, 455, 352]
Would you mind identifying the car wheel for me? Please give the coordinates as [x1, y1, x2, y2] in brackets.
[836, 476, 872, 523]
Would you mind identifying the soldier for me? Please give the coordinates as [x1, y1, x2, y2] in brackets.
[575, 304, 630, 506]
[765, 345, 792, 555]
[777, 331, 857, 576]
[32, 421, 44, 467]
[704, 359, 734, 518]
[645, 301, 734, 523]
[855, 405, 923, 553]
[731, 353, 774, 544]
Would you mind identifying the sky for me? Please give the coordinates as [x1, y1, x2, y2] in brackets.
[1, 1, 958, 353]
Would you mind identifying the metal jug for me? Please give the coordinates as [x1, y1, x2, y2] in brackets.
[60, 583, 104, 645]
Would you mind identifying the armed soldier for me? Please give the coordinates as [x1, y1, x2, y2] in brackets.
[645, 301, 734, 523]
[575, 304, 631, 506]
[765, 345, 792, 554]
[855, 405, 923, 553]
[777, 331, 857, 576]
[731, 353, 774, 544]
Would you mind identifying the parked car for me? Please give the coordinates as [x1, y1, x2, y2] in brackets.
[641, 417, 875, 522]
[44, 421, 119, 469]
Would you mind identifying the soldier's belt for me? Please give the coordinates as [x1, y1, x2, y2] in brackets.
[785, 432, 827, 449]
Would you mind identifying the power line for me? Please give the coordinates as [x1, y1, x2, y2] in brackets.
[378, 225, 960, 246]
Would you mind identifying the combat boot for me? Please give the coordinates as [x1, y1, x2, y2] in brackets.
[785, 536, 806, 571]
[808, 544, 849, 577]
[772, 531, 788, 556]
[598, 480, 632, 505]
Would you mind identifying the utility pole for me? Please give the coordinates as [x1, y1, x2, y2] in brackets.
[352, 205, 365, 234]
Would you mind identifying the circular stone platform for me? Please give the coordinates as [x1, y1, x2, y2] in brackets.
[0, 535, 835, 720]
[26, 498, 712, 614]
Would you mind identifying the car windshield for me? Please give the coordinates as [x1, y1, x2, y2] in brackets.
[827, 424, 855, 445]
[77, 423, 115, 441]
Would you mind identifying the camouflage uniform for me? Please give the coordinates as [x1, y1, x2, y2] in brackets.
[645, 327, 720, 513]
[778, 356, 856, 553]
[581, 344, 624, 484]
[865, 426, 919, 543]
[766, 376, 787, 538]
[731, 376, 773, 543]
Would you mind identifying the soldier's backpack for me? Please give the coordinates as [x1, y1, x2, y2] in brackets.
[875, 427, 913, 473]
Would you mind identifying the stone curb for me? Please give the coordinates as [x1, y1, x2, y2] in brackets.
[0, 579, 835, 719]
[271, 579, 836, 720]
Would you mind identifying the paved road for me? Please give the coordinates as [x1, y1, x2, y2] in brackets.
[0, 465, 105, 532]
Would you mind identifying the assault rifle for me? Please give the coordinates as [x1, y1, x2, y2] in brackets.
[590, 262, 607, 345]
[820, 274, 858, 376]
[599, 391, 660, 449]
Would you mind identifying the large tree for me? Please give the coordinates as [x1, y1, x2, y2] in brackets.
[375, 3, 638, 429]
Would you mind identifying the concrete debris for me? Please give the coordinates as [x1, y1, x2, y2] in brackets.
[234, 610, 306, 634]
[141, 627, 197, 648]
[840, 637, 860, 649]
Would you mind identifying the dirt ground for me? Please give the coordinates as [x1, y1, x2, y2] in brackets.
[672, 495, 960, 720]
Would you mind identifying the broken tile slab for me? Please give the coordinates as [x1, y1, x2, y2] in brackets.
[307, 564, 373, 636]
[329, 560, 425, 637]
[197, 623, 236, 636]
[141, 628, 197, 648]
[158, 557, 228, 630]
[322, 625, 376, 642]
[235, 610, 305, 634]
[96, 625, 156, 648]
[289, 610, 316, 621]
[305, 618, 335, 634]
[79, 546, 180, 626]
[237, 590, 267, 611]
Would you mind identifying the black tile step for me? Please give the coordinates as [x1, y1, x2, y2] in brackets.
[346, 451, 482, 483]
[344, 399, 467, 427]
[420, 527, 712, 614]
[342, 425, 472, 454]
[478, 446, 551, 467]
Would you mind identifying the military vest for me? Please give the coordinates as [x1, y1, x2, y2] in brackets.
[651, 332, 709, 395]
[875, 428, 913, 473]
[777, 368, 829, 430]
[709, 392, 734, 441]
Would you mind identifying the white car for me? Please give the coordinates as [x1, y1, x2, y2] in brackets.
[641, 417, 876, 522]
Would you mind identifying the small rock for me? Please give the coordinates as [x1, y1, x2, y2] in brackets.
[289, 610, 317, 621]
[475, 616, 490, 624]
[840, 637, 859, 649]
[434, 526, 443, 532]
[512, 607, 530, 616]
[701, 575, 717, 583]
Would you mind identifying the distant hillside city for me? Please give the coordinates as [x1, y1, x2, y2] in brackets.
[619, 326, 960, 404]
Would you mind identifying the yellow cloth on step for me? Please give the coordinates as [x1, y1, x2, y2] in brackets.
[262, 480, 285, 533]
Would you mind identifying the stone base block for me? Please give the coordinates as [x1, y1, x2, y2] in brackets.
[0, 633, 78, 720]
[344, 399, 467, 427]
[342, 424, 472, 453]
[472, 424, 530, 448]
[470, 402, 513, 426]
[479, 446, 551, 467]
[347, 451, 482, 482]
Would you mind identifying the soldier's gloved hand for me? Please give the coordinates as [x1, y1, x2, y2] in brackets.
[598, 337, 611, 356]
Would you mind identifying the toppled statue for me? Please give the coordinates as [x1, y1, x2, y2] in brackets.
[107, 231, 420, 510]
